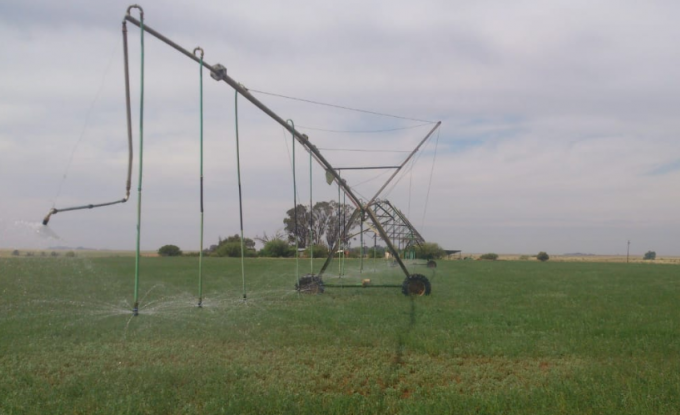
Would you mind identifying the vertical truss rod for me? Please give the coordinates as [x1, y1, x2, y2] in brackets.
[123, 14, 439, 279]
[367, 121, 441, 206]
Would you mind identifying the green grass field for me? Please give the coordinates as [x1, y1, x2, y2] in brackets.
[1, 257, 679, 414]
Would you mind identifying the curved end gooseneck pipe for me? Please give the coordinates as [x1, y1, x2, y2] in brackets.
[41, 6, 145, 227]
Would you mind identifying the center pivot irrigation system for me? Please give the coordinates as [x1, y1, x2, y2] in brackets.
[41, 5, 442, 315]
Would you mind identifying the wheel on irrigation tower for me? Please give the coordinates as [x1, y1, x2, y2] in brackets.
[296, 274, 325, 294]
[401, 274, 431, 296]
[426, 260, 437, 269]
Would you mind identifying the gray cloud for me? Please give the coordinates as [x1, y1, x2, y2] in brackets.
[1, 0, 679, 256]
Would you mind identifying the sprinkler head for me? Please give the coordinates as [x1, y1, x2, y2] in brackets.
[42, 208, 57, 225]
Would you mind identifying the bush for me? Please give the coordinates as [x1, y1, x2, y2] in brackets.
[158, 245, 182, 257]
[414, 243, 445, 260]
[260, 239, 295, 258]
[537, 251, 549, 262]
[65, 251, 76, 258]
[519, 255, 529, 260]
[11, 250, 20, 256]
[211, 242, 256, 257]
[643, 251, 656, 260]
[366, 246, 386, 258]
[50, 251, 59, 257]
[305, 245, 329, 259]
[480, 253, 499, 260]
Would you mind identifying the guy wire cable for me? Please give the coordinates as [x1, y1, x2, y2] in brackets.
[296, 122, 432, 134]
[421, 127, 441, 233]
[51, 40, 120, 207]
[248, 88, 436, 124]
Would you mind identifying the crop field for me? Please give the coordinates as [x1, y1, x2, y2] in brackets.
[1, 256, 679, 414]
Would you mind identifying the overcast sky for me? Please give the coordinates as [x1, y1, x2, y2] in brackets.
[1, 0, 679, 256]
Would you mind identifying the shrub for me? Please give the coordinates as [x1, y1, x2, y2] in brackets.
[26, 252, 34, 257]
[65, 251, 76, 258]
[643, 251, 656, 260]
[212, 242, 241, 257]
[415, 243, 445, 260]
[305, 245, 329, 259]
[211, 242, 256, 257]
[366, 246, 386, 258]
[50, 251, 59, 257]
[260, 239, 295, 258]
[158, 245, 182, 257]
[11, 250, 20, 256]
[480, 253, 499, 260]
[537, 251, 549, 262]
[519, 255, 530, 260]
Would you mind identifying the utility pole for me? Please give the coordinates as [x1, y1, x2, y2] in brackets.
[627, 240, 630, 263]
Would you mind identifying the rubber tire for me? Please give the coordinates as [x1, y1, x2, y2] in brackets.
[296, 274, 325, 294]
[401, 274, 431, 296]
[426, 260, 437, 269]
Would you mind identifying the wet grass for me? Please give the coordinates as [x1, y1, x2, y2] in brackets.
[1, 257, 679, 414]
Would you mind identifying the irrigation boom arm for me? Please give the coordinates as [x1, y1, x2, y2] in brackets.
[122, 15, 365, 212]
[45, 9, 441, 281]
[121, 14, 437, 278]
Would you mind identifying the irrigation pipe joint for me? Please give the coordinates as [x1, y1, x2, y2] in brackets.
[126, 4, 144, 19]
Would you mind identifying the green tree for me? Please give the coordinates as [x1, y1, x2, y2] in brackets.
[283, 201, 358, 251]
[537, 251, 549, 262]
[415, 243, 445, 260]
[283, 205, 310, 248]
[480, 253, 499, 260]
[643, 251, 656, 260]
[158, 245, 182, 257]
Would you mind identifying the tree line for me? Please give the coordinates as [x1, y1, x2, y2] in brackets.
[157, 199, 447, 259]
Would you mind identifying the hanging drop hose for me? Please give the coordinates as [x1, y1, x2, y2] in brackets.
[309, 149, 314, 273]
[194, 47, 205, 308]
[337, 174, 342, 277]
[360, 209, 364, 273]
[129, 5, 144, 317]
[288, 119, 300, 291]
[41, 6, 144, 226]
[235, 90, 247, 300]
[342, 188, 347, 276]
